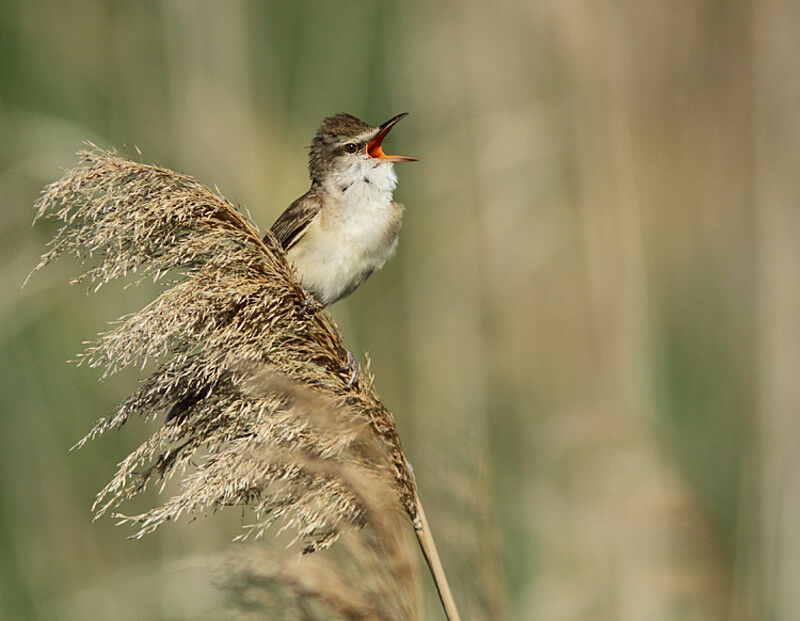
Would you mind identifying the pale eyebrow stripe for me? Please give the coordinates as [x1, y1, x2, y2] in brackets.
[337, 130, 376, 147]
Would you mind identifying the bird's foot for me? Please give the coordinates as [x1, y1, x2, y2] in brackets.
[301, 292, 319, 315]
[340, 350, 360, 390]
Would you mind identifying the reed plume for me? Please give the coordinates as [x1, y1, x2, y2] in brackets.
[31, 148, 459, 618]
[218, 418, 421, 620]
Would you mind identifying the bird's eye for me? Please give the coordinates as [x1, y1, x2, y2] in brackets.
[344, 143, 359, 154]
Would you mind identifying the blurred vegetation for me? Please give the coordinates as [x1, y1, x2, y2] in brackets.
[1, 1, 798, 619]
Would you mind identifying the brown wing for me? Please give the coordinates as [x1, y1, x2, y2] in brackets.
[269, 191, 323, 251]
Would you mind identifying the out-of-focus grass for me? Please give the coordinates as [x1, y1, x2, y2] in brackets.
[1, 1, 794, 619]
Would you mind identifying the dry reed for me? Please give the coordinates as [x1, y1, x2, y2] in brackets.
[31, 148, 459, 619]
[218, 422, 421, 620]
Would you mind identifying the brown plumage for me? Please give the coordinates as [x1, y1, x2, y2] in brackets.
[306, 113, 375, 183]
[271, 191, 324, 252]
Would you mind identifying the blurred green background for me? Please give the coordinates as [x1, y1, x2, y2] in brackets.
[2, 1, 799, 619]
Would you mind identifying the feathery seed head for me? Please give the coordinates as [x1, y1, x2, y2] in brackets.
[31, 148, 418, 550]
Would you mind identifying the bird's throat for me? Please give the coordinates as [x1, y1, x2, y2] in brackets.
[325, 161, 398, 207]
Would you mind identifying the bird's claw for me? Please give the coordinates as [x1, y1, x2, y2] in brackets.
[301, 292, 319, 315]
[340, 350, 360, 390]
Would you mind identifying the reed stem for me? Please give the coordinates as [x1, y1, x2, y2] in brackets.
[413, 494, 461, 620]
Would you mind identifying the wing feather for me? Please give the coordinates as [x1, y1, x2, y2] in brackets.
[269, 191, 323, 251]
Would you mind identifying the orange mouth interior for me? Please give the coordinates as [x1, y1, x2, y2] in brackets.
[365, 113, 419, 162]
[367, 129, 392, 159]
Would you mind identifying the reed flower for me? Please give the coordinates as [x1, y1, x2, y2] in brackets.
[32, 148, 459, 619]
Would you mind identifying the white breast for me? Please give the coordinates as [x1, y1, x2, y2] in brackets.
[286, 163, 402, 306]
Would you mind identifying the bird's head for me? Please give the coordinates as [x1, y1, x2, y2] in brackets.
[308, 113, 419, 186]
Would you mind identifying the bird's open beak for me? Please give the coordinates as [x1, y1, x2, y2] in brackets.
[367, 113, 420, 162]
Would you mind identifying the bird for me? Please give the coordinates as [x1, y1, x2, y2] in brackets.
[268, 112, 418, 308]
[166, 113, 417, 422]
[267, 112, 419, 388]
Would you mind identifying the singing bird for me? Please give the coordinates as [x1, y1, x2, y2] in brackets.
[268, 112, 419, 307]
[166, 113, 417, 422]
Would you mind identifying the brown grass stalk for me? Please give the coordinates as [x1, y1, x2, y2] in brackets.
[31, 148, 460, 619]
